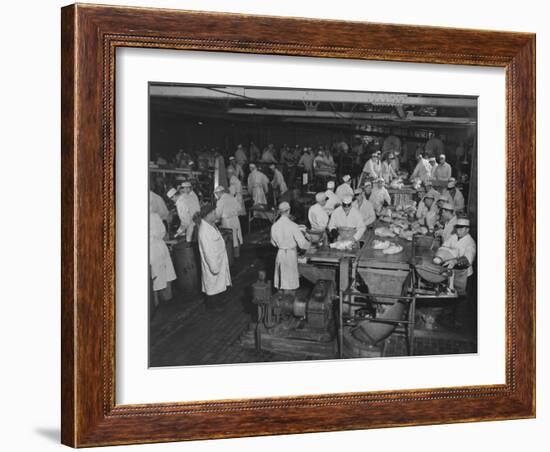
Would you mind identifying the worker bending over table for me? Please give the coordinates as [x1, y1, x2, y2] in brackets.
[328, 195, 366, 243]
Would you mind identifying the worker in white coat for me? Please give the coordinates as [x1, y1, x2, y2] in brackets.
[380, 153, 398, 184]
[247, 163, 270, 205]
[441, 217, 477, 296]
[352, 188, 376, 227]
[369, 177, 392, 214]
[416, 189, 439, 231]
[410, 153, 432, 183]
[270, 202, 311, 293]
[308, 192, 330, 232]
[196, 204, 232, 310]
[150, 190, 169, 222]
[360, 152, 382, 183]
[328, 195, 366, 242]
[214, 185, 243, 259]
[171, 182, 200, 241]
[435, 202, 458, 243]
[226, 166, 246, 216]
[442, 178, 465, 212]
[269, 163, 288, 204]
[324, 181, 340, 215]
[149, 209, 176, 306]
[335, 174, 354, 201]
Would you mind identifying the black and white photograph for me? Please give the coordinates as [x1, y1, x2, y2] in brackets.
[148, 83, 478, 367]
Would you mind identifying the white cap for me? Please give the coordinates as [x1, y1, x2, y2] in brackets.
[375, 177, 385, 184]
[456, 218, 470, 227]
[180, 181, 192, 188]
[441, 202, 454, 211]
[214, 185, 225, 193]
[229, 156, 235, 160]
[327, 181, 335, 190]
[447, 178, 457, 188]
[438, 193, 450, 202]
[249, 163, 256, 170]
[439, 154, 446, 160]
[342, 175, 351, 182]
[354, 188, 362, 195]
[166, 188, 177, 199]
[363, 181, 372, 188]
[342, 195, 353, 205]
[315, 192, 327, 202]
[424, 189, 439, 200]
[428, 157, 436, 162]
[278, 201, 291, 212]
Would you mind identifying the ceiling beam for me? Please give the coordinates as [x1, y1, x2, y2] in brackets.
[150, 85, 477, 108]
[227, 108, 476, 124]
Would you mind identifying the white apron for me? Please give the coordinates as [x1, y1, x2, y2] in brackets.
[149, 213, 176, 291]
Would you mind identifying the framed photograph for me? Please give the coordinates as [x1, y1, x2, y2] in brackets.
[61, 3, 535, 447]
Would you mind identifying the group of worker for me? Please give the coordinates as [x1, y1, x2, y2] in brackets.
[149, 178, 245, 310]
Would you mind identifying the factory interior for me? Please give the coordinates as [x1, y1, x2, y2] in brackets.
[148, 84, 478, 367]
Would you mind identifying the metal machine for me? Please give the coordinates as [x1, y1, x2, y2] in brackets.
[245, 271, 337, 359]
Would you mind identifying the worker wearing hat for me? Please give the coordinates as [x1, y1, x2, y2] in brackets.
[353, 187, 376, 227]
[360, 151, 382, 183]
[214, 185, 243, 259]
[308, 192, 330, 232]
[324, 180, 340, 215]
[247, 163, 270, 205]
[410, 153, 432, 183]
[270, 202, 311, 294]
[433, 153, 452, 183]
[335, 174, 354, 202]
[416, 189, 439, 230]
[328, 195, 366, 243]
[226, 166, 246, 217]
[174, 181, 200, 241]
[369, 177, 391, 215]
[440, 217, 477, 304]
[435, 201, 458, 243]
[363, 180, 373, 197]
[428, 156, 437, 179]
[443, 177, 465, 212]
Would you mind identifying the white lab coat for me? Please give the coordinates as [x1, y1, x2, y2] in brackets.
[175, 191, 200, 241]
[270, 215, 310, 290]
[353, 198, 376, 227]
[215, 193, 243, 248]
[369, 187, 391, 214]
[362, 159, 381, 179]
[271, 168, 288, 194]
[247, 169, 269, 205]
[308, 203, 329, 231]
[410, 158, 432, 182]
[438, 215, 458, 243]
[442, 232, 476, 295]
[328, 206, 366, 241]
[228, 175, 246, 216]
[442, 233, 477, 277]
[443, 188, 465, 212]
[198, 220, 232, 295]
[149, 191, 169, 221]
[324, 190, 340, 214]
[335, 182, 354, 202]
[149, 213, 176, 291]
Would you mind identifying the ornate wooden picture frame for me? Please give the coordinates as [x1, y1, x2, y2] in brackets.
[61, 3, 535, 447]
